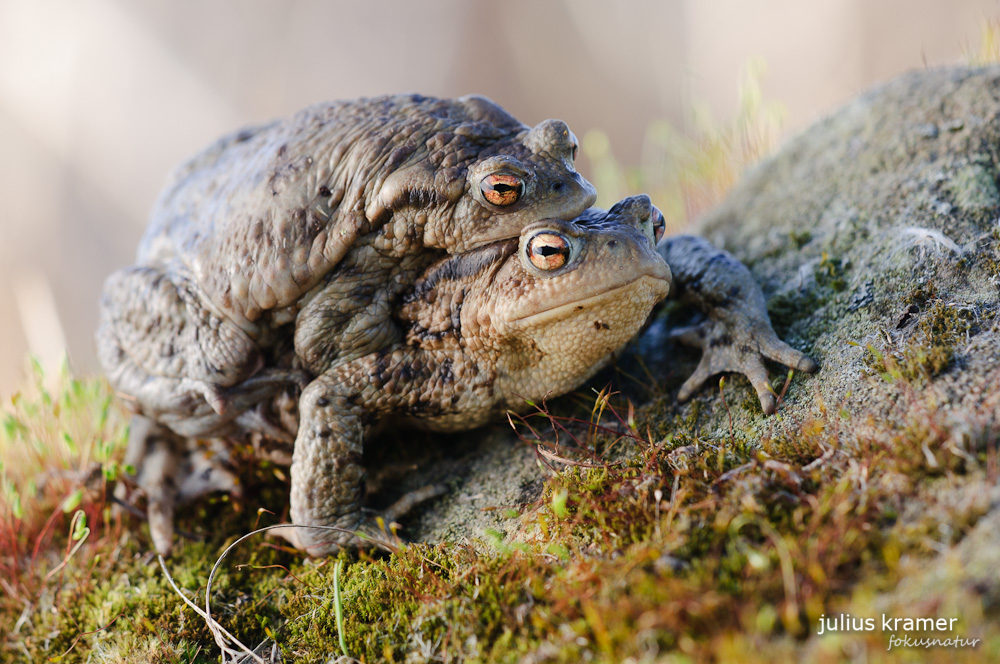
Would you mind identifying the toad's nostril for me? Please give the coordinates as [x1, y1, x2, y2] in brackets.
[607, 240, 619, 249]
[551, 181, 564, 192]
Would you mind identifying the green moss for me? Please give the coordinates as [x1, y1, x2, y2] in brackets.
[763, 251, 852, 345]
[976, 228, 1000, 278]
[815, 251, 848, 293]
[4, 357, 1000, 662]
[865, 297, 974, 384]
[789, 230, 812, 249]
[766, 289, 812, 332]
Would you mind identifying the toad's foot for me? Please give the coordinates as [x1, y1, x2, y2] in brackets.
[269, 483, 446, 555]
[97, 265, 311, 438]
[268, 516, 398, 556]
[115, 416, 240, 556]
[661, 235, 818, 415]
[671, 319, 817, 415]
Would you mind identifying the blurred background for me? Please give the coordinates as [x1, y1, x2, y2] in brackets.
[1, 0, 998, 397]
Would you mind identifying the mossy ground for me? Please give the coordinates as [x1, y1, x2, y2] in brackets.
[2, 348, 998, 663]
[5, 64, 1000, 663]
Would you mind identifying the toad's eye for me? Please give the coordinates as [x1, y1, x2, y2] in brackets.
[651, 205, 666, 243]
[527, 232, 571, 271]
[481, 173, 524, 207]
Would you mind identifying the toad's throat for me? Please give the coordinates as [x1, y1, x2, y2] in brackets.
[512, 275, 670, 326]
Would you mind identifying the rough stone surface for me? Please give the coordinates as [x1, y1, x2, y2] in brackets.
[402, 65, 1000, 602]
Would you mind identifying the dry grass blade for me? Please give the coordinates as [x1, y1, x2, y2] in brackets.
[534, 446, 616, 468]
[158, 554, 264, 664]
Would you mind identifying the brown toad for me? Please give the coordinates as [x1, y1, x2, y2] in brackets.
[97, 95, 816, 556]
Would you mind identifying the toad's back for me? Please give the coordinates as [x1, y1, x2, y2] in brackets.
[137, 95, 526, 327]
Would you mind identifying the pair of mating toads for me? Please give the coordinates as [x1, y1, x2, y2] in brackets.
[97, 94, 817, 556]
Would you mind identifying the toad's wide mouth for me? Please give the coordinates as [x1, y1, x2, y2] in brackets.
[511, 274, 670, 326]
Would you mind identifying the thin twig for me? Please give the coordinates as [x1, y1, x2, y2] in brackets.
[49, 609, 127, 662]
[776, 369, 794, 409]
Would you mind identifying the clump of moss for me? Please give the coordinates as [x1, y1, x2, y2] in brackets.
[947, 162, 1000, 215]
[766, 287, 829, 343]
[790, 230, 813, 249]
[4, 351, 1000, 662]
[815, 251, 848, 293]
[865, 296, 975, 384]
[764, 249, 852, 345]
[973, 226, 1000, 285]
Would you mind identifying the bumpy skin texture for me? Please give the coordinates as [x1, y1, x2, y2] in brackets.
[279, 197, 672, 553]
[97, 95, 815, 556]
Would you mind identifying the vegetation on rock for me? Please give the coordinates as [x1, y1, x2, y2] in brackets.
[3, 64, 1000, 663]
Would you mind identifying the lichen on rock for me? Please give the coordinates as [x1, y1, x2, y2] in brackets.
[394, 65, 1000, 659]
[410, 66, 1000, 548]
[5, 66, 1000, 663]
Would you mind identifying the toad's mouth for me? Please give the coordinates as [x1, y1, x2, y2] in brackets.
[511, 274, 670, 326]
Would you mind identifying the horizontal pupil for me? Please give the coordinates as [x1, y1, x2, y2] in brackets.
[537, 245, 567, 256]
[492, 183, 518, 193]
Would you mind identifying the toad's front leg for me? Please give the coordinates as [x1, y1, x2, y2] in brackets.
[661, 235, 818, 414]
[281, 378, 372, 556]
[276, 348, 452, 556]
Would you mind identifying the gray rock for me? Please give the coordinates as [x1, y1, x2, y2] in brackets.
[402, 68, 1000, 625]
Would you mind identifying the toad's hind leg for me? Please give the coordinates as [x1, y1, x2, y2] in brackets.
[97, 265, 302, 436]
[115, 415, 239, 555]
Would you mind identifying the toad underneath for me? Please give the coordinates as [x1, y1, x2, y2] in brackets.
[97, 95, 817, 556]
